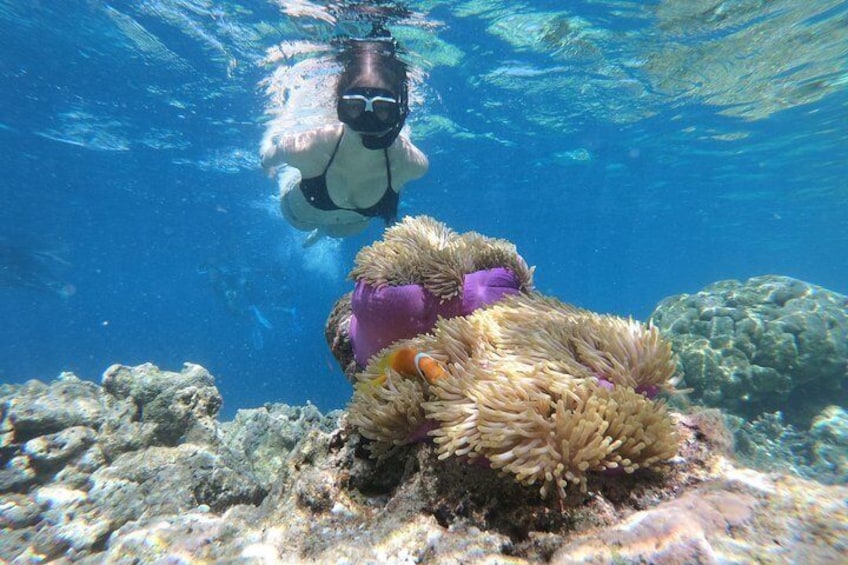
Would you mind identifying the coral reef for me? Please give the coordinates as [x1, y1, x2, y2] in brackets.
[810, 405, 848, 483]
[2, 366, 846, 563]
[4, 229, 847, 562]
[349, 293, 680, 498]
[729, 404, 848, 485]
[547, 469, 847, 564]
[0, 365, 336, 561]
[649, 274, 848, 425]
[729, 411, 813, 478]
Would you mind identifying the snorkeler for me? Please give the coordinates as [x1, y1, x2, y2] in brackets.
[261, 36, 429, 243]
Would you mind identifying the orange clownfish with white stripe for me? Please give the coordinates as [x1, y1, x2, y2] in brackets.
[372, 347, 446, 385]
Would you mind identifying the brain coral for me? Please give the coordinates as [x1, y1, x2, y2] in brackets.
[649, 275, 848, 425]
[348, 294, 680, 498]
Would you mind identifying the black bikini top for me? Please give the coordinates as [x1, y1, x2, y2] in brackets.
[299, 132, 398, 225]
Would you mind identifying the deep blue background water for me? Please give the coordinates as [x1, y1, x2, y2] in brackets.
[2, 1, 847, 418]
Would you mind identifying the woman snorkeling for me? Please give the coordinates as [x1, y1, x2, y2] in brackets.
[261, 37, 428, 244]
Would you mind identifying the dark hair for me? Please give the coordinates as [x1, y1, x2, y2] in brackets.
[336, 39, 408, 110]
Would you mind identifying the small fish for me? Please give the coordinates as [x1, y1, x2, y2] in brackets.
[378, 347, 446, 384]
[249, 304, 273, 329]
[302, 229, 324, 248]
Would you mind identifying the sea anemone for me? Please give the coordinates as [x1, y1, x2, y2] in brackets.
[348, 293, 680, 497]
[340, 215, 536, 368]
[349, 215, 535, 300]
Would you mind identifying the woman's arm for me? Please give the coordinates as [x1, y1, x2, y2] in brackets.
[261, 124, 342, 175]
[408, 143, 429, 180]
[260, 128, 288, 170]
[393, 137, 430, 186]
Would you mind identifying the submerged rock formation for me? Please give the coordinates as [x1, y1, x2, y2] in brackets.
[1, 363, 845, 563]
[650, 274, 848, 425]
[0, 364, 326, 562]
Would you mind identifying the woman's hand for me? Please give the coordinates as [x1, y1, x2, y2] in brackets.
[259, 131, 285, 172]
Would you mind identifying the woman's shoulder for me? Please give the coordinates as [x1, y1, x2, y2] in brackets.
[279, 124, 343, 172]
[393, 135, 429, 175]
[287, 123, 344, 152]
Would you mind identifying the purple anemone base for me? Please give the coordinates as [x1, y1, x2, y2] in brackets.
[349, 267, 521, 366]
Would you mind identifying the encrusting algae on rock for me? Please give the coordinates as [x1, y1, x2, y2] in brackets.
[348, 292, 681, 498]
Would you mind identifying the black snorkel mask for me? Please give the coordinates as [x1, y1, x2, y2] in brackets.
[337, 86, 408, 150]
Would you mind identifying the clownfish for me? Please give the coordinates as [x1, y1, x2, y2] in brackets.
[375, 347, 446, 384]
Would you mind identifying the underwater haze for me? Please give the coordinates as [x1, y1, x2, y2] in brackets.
[2, 0, 847, 418]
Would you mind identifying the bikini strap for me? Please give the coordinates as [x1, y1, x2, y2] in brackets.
[381, 147, 398, 224]
[322, 130, 345, 174]
[384, 147, 393, 189]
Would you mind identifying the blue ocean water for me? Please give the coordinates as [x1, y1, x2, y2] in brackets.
[2, 1, 847, 419]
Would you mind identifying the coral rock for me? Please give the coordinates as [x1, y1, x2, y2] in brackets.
[551, 469, 848, 564]
[650, 275, 848, 424]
